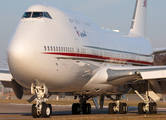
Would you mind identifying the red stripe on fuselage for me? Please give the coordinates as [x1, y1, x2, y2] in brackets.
[42, 52, 153, 66]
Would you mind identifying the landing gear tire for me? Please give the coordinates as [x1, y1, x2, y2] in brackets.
[41, 103, 51, 118]
[82, 103, 91, 114]
[48, 104, 52, 115]
[119, 103, 127, 114]
[149, 102, 157, 114]
[32, 104, 40, 118]
[72, 103, 81, 115]
[138, 103, 146, 114]
[108, 103, 116, 114]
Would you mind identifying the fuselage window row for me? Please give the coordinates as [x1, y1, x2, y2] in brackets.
[44, 46, 152, 62]
[44, 46, 74, 53]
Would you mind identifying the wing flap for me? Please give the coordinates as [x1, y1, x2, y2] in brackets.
[141, 70, 166, 80]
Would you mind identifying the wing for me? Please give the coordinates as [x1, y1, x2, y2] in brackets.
[106, 65, 166, 85]
[79, 65, 166, 102]
[80, 65, 166, 91]
[0, 68, 12, 87]
[153, 48, 166, 54]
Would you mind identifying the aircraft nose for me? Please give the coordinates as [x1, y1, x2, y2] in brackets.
[8, 38, 35, 66]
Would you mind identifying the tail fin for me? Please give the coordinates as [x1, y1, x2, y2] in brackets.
[129, 0, 147, 37]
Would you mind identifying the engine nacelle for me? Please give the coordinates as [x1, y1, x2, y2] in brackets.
[11, 79, 23, 99]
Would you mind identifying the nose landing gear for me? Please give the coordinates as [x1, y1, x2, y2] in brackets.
[32, 103, 52, 118]
[28, 83, 52, 118]
[41, 103, 52, 117]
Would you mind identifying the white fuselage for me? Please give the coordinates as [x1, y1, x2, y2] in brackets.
[7, 5, 153, 95]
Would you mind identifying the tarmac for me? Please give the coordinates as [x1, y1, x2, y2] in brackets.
[0, 103, 166, 120]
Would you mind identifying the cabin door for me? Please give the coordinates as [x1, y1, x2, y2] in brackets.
[74, 38, 80, 61]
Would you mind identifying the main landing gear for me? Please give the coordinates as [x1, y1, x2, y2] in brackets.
[72, 95, 92, 115]
[28, 83, 52, 118]
[135, 90, 157, 114]
[138, 102, 157, 114]
[134, 80, 158, 114]
[108, 95, 127, 114]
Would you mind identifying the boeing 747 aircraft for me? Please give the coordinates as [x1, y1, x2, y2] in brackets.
[1, 0, 166, 118]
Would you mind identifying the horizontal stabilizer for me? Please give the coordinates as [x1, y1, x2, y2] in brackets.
[153, 48, 166, 54]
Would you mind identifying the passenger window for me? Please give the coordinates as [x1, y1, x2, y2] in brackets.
[32, 12, 43, 18]
[56, 47, 58, 51]
[44, 46, 46, 51]
[22, 12, 31, 18]
[53, 46, 55, 51]
[47, 46, 49, 51]
[50, 46, 52, 51]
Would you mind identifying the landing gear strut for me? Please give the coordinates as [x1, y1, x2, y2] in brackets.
[28, 83, 52, 118]
[108, 95, 127, 114]
[72, 95, 92, 115]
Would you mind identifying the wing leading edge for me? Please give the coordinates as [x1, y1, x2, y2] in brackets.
[0, 68, 12, 87]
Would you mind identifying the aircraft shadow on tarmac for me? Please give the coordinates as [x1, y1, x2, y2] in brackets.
[1, 107, 165, 117]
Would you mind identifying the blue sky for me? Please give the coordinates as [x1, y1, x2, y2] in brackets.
[0, 0, 166, 67]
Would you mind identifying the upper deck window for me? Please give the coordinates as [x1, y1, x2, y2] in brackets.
[22, 12, 32, 18]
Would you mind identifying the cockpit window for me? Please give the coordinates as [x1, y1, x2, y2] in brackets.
[22, 12, 32, 18]
[22, 12, 52, 19]
[43, 12, 52, 19]
[32, 12, 43, 18]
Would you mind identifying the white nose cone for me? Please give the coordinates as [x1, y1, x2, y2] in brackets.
[8, 38, 35, 66]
